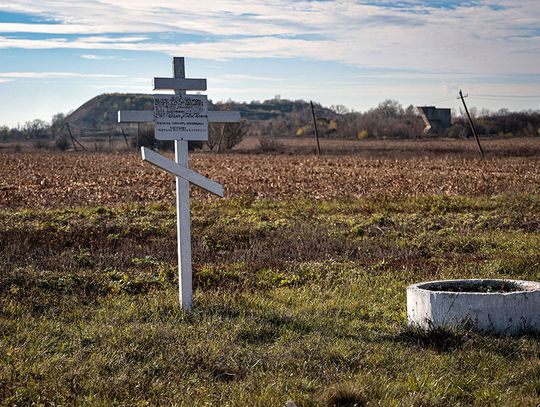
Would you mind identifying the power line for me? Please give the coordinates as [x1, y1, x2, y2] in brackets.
[66, 122, 123, 135]
[419, 96, 456, 106]
[418, 93, 540, 107]
[469, 94, 540, 99]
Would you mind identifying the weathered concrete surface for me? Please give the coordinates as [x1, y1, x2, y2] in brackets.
[407, 279, 540, 335]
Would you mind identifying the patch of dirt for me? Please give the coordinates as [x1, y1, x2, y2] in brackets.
[426, 281, 521, 293]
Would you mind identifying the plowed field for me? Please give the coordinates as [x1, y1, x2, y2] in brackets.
[1, 152, 539, 209]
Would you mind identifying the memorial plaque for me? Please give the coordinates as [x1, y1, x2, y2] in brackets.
[154, 94, 208, 141]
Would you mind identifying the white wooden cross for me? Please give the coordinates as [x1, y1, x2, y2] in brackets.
[118, 57, 240, 310]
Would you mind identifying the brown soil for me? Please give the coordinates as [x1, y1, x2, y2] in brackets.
[426, 281, 521, 293]
[1, 138, 539, 209]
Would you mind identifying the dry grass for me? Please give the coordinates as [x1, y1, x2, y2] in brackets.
[235, 135, 540, 158]
[1, 196, 539, 405]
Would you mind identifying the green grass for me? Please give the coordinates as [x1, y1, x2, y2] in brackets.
[1, 195, 539, 405]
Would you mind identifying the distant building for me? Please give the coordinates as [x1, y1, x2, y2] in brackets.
[417, 106, 452, 134]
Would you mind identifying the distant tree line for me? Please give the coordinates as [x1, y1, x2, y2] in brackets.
[1, 97, 539, 152]
[222, 97, 540, 141]
[0, 112, 67, 141]
[463, 109, 540, 138]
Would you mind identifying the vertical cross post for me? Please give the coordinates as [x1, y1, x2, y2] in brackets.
[173, 57, 193, 310]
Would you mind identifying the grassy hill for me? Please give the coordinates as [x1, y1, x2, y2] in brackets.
[65, 94, 337, 130]
[66, 93, 154, 130]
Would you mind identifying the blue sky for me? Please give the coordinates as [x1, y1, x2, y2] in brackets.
[0, 0, 539, 127]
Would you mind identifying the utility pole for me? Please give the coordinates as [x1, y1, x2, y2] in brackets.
[310, 101, 321, 155]
[121, 128, 130, 148]
[66, 123, 77, 152]
[459, 90, 484, 158]
[65, 123, 87, 152]
[217, 124, 225, 153]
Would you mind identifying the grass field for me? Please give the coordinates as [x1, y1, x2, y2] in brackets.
[1, 140, 540, 405]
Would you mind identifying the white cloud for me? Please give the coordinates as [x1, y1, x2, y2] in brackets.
[83, 36, 149, 43]
[80, 54, 133, 61]
[213, 74, 285, 82]
[0, 71, 125, 79]
[0, 1, 539, 78]
[80, 54, 107, 60]
[0, 22, 97, 34]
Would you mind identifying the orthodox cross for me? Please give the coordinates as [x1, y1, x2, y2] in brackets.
[118, 57, 240, 310]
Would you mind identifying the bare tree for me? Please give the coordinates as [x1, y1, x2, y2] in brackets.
[22, 119, 49, 139]
[207, 120, 247, 152]
[50, 112, 67, 137]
